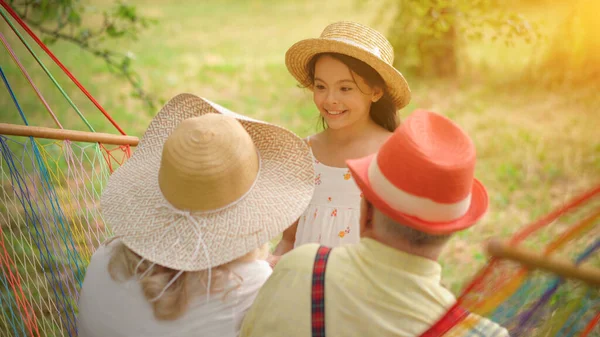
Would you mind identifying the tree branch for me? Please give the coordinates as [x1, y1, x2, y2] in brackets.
[8, 0, 157, 112]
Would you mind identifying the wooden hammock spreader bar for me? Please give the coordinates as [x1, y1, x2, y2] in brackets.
[487, 239, 600, 287]
[0, 123, 139, 146]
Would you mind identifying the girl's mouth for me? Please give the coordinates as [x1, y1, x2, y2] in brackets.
[326, 109, 347, 116]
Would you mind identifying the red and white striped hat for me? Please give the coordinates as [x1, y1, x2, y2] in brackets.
[346, 109, 489, 234]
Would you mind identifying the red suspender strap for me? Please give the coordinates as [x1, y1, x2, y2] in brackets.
[311, 246, 332, 337]
[419, 303, 470, 337]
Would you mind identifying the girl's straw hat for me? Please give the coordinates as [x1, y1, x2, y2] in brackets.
[347, 109, 489, 234]
[101, 93, 315, 271]
[285, 21, 411, 109]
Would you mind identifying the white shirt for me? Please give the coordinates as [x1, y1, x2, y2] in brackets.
[77, 241, 272, 337]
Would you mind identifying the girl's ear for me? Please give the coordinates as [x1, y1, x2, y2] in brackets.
[371, 86, 384, 103]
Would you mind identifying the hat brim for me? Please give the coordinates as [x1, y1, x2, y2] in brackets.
[285, 38, 411, 109]
[101, 93, 315, 271]
[346, 154, 488, 235]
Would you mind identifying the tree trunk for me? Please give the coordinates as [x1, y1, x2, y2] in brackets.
[419, 10, 457, 78]
[388, 1, 458, 78]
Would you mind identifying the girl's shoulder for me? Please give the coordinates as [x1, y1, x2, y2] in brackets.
[304, 132, 325, 147]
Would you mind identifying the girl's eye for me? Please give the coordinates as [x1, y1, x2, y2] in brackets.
[341, 87, 353, 92]
[315, 84, 326, 90]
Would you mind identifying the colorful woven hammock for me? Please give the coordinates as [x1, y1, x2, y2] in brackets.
[422, 186, 600, 337]
[0, 1, 136, 336]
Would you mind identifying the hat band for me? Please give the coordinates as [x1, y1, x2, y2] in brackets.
[367, 155, 471, 223]
[327, 36, 384, 61]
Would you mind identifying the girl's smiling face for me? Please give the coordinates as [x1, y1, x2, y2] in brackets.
[312, 55, 382, 130]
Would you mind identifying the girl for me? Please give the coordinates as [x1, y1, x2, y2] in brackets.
[76, 94, 314, 337]
[269, 21, 411, 266]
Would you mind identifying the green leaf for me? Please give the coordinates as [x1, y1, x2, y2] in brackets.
[106, 24, 125, 38]
[42, 35, 58, 45]
[115, 3, 138, 22]
[67, 7, 82, 25]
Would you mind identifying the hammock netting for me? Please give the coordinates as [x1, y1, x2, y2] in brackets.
[0, 137, 129, 337]
[0, 0, 598, 336]
[1, 1, 132, 336]
[422, 188, 600, 337]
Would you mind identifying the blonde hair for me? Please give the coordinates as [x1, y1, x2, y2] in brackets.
[106, 237, 269, 321]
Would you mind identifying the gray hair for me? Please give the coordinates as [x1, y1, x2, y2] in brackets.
[374, 209, 452, 246]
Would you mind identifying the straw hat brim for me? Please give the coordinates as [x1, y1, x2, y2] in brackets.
[285, 38, 411, 109]
[347, 154, 489, 235]
[101, 93, 315, 271]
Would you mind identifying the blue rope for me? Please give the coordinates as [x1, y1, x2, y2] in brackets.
[574, 238, 600, 264]
[0, 136, 74, 335]
[33, 142, 87, 287]
[1, 68, 79, 336]
[554, 238, 600, 337]
[2, 65, 86, 288]
[0, 66, 28, 125]
[556, 290, 593, 337]
[490, 278, 540, 322]
[510, 238, 600, 336]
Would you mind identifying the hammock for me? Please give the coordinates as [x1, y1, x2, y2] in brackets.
[422, 187, 600, 337]
[0, 1, 137, 336]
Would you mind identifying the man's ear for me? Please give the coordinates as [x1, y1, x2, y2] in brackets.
[366, 202, 374, 228]
[359, 198, 375, 237]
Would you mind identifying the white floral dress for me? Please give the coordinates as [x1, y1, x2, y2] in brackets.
[294, 138, 363, 248]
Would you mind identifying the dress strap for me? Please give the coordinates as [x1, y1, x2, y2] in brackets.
[311, 245, 332, 337]
[304, 135, 312, 148]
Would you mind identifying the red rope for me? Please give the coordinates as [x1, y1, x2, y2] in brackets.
[579, 312, 600, 337]
[100, 144, 132, 173]
[420, 185, 600, 337]
[0, 225, 40, 337]
[510, 185, 600, 244]
[0, 0, 127, 136]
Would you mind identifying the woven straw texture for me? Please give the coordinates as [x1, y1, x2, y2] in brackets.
[285, 21, 411, 109]
[101, 93, 315, 271]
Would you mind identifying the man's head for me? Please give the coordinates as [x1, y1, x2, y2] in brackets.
[347, 109, 489, 258]
[359, 198, 452, 260]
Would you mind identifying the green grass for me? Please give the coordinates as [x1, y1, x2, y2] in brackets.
[1, 0, 598, 298]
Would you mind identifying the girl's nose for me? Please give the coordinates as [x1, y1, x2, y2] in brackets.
[326, 91, 339, 105]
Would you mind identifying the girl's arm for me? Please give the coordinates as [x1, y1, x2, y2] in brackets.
[267, 136, 309, 268]
[267, 219, 298, 268]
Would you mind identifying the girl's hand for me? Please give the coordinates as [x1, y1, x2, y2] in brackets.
[266, 254, 281, 269]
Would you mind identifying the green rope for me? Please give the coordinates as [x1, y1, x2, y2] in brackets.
[0, 6, 96, 132]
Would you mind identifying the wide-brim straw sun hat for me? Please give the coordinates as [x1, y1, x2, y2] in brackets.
[285, 21, 411, 109]
[101, 93, 315, 271]
[347, 109, 488, 235]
